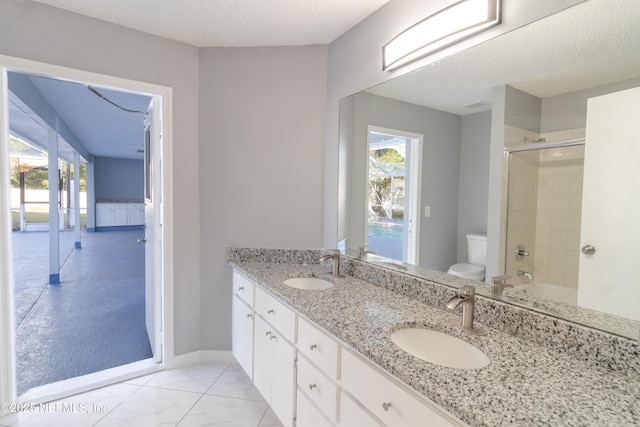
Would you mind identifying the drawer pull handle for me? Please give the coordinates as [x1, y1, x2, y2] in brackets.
[382, 402, 392, 411]
[308, 384, 316, 390]
[238, 286, 244, 291]
[267, 309, 275, 315]
[245, 313, 252, 319]
[265, 331, 272, 337]
[270, 334, 277, 341]
[309, 344, 317, 350]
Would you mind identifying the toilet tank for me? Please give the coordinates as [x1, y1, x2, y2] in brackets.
[466, 234, 487, 266]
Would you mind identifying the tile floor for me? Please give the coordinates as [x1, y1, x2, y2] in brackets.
[1, 362, 283, 427]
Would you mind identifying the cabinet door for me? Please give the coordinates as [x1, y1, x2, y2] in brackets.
[297, 390, 334, 427]
[253, 316, 273, 403]
[232, 294, 254, 379]
[297, 356, 337, 422]
[127, 203, 145, 225]
[253, 316, 295, 427]
[270, 330, 295, 427]
[340, 391, 382, 427]
[113, 204, 128, 226]
[95, 204, 112, 226]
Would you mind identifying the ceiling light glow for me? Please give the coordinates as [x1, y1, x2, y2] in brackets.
[383, 0, 501, 71]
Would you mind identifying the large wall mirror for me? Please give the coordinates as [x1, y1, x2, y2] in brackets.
[338, 0, 640, 340]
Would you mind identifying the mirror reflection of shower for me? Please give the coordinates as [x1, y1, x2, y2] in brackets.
[504, 138, 585, 306]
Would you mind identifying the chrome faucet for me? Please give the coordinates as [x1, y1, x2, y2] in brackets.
[446, 285, 486, 335]
[490, 275, 513, 296]
[320, 249, 342, 276]
[358, 246, 375, 258]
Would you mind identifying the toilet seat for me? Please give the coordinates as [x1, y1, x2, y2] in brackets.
[447, 263, 485, 278]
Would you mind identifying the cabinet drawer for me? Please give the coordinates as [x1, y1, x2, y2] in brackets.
[340, 391, 381, 427]
[296, 389, 334, 427]
[297, 356, 338, 423]
[255, 287, 295, 341]
[341, 350, 459, 427]
[297, 316, 339, 380]
[232, 271, 255, 306]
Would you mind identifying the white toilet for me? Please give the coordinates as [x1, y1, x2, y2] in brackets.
[448, 234, 487, 281]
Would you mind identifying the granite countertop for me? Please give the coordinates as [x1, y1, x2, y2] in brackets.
[230, 260, 640, 427]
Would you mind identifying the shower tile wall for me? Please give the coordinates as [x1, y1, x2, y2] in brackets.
[533, 145, 584, 288]
[504, 126, 586, 288]
[505, 150, 538, 284]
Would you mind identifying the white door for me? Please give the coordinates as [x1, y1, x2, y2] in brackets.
[144, 97, 163, 361]
[366, 127, 422, 264]
[578, 86, 640, 320]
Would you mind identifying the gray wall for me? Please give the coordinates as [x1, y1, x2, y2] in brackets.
[541, 76, 640, 133]
[457, 111, 492, 262]
[94, 157, 143, 202]
[505, 86, 542, 132]
[198, 46, 327, 350]
[0, 0, 201, 356]
[346, 92, 461, 271]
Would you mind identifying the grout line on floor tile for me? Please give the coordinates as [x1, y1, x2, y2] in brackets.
[174, 391, 207, 427]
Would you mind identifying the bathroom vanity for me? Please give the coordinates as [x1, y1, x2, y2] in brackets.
[229, 248, 640, 426]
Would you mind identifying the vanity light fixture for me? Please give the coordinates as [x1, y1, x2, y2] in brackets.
[383, 0, 501, 71]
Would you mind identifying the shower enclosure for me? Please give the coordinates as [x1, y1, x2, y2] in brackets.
[504, 138, 585, 303]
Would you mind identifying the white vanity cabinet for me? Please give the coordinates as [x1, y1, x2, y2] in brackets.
[230, 268, 464, 427]
[341, 349, 460, 427]
[253, 287, 296, 427]
[339, 391, 382, 426]
[297, 389, 334, 427]
[295, 316, 340, 426]
[231, 272, 254, 379]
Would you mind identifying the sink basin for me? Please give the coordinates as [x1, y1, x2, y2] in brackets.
[283, 277, 334, 290]
[390, 328, 490, 369]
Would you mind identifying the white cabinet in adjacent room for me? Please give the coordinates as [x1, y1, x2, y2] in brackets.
[95, 202, 144, 227]
[126, 203, 145, 225]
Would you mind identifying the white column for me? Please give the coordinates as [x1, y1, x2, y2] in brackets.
[48, 124, 60, 285]
[73, 152, 81, 249]
[86, 157, 95, 232]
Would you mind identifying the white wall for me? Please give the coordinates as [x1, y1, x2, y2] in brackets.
[0, 0, 201, 356]
[198, 46, 327, 350]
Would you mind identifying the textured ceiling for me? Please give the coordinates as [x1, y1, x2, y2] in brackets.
[31, 0, 391, 47]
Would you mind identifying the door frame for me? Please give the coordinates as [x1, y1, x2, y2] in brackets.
[366, 125, 423, 264]
[0, 54, 175, 403]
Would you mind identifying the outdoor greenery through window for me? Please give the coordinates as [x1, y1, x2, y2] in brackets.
[9, 136, 87, 230]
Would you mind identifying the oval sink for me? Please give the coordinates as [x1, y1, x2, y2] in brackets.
[283, 277, 334, 290]
[390, 328, 490, 369]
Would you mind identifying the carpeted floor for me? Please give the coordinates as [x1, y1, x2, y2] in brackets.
[12, 230, 153, 395]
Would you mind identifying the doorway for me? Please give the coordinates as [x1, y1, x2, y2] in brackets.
[366, 126, 422, 264]
[0, 57, 173, 403]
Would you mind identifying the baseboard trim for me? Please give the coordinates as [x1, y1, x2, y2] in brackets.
[169, 350, 234, 368]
